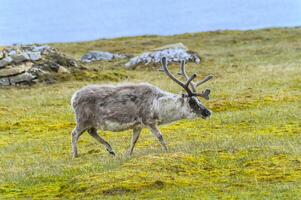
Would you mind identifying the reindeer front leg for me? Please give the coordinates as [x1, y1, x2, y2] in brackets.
[148, 124, 168, 151]
[126, 127, 142, 156]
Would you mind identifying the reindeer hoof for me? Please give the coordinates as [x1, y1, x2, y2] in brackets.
[72, 152, 78, 158]
[125, 150, 133, 157]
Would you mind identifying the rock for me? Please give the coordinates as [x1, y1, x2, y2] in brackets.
[81, 51, 127, 63]
[0, 51, 3, 59]
[0, 77, 10, 86]
[57, 66, 70, 73]
[11, 53, 30, 63]
[0, 44, 80, 86]
[41, 62, 60, 72]
[9, 72, 36, 85]
[0, 62, 33, 77]
[46, 51, 78, 68]
[31, 45, 51, 53]
[8, 50, 17, 56]
[28, 67, 49, 76]
[114, 54, 127, 59]
[27, 52, 42, 61]
[0, 57, 13, 68]
[125, 46, 201, 69]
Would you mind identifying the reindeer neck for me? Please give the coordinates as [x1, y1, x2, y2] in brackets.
[154, 93, 188, 124]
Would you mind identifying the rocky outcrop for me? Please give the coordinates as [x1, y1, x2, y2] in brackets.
[0, 62, 33, 77]
[81, 51, 127, 63]
[125, 43, 201, 69]
[0, 45, 78, 86]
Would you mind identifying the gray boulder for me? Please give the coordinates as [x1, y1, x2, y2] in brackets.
[11, 53, 30, 63]
[31, 45, 51, 53]
[8, 50, 17, 56]
[9, 72, 37, 85]
[27, 51, 42, 61]
[81, 51, 127, 63]
[125, 47, 201, 69]
[0, 57, 13, 68]
[0, 77, 10, 86]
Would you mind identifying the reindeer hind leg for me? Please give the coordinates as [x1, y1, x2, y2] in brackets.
[88, 127, 115, 156]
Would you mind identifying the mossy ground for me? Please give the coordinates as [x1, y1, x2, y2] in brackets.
[0, 28, 301, 199]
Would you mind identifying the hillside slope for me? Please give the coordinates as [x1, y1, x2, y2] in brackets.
[0, 28, 300, 199]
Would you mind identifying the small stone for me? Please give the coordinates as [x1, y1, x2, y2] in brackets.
[0, 62, 33, 77]
[9, 72, 36, 84]
[27, 52, 42, 61]
[8, 50, 17, 56]
[0, 57, 13, 68]
[49, 62, 60, 72]
[11, 53, 30, 63]
[31, 45, 50, 52]
[0, 77, 10, 86]
[113, 54, 127, 59]
[57, 66, 70, 73]
[31, 45, 53, 55]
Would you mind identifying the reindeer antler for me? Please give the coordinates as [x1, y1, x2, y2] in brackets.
[161, 57, 213, 100]
[179, 60, 213, 91]
[178, 60, 213, 100]
[161, 57, 197, 96]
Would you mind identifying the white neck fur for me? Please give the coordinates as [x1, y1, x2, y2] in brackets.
[153, 93, 195, 125]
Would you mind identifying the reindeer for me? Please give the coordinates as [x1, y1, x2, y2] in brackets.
[70, 57, 213, 158]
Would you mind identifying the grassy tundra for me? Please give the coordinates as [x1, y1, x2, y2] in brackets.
[0, 28, 300, 199]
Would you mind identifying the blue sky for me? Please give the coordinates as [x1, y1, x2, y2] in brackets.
[0, 0, 300, 45]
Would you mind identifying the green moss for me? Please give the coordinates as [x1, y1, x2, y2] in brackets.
[208, 94, 300, 113]
[40, 68, 129, 83]
[72, 69, 129, 81]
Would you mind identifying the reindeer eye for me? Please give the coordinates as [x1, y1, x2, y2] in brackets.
[188, 98, 197, 106]
[189, 97, 202, 110]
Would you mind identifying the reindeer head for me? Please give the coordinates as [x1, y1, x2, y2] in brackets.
[161, 57, 213, 119]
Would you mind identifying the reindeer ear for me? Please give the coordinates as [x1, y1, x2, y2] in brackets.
[201, 89, 211, 100]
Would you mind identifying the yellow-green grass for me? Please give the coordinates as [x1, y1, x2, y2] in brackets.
[0, 28, 301, 199]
